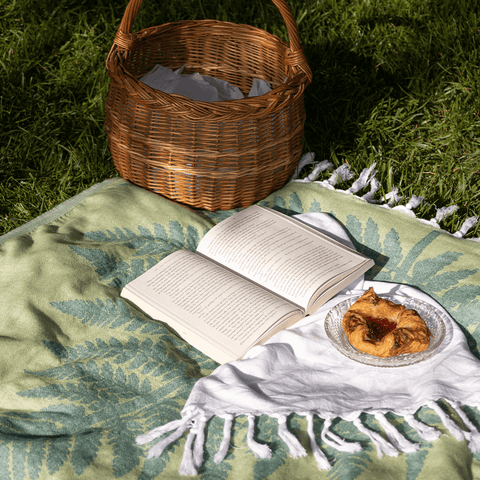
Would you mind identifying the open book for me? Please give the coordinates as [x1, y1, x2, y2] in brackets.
[121, 206, 374, 364]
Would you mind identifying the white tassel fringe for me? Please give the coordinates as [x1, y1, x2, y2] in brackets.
[214, 414, 234, 463]
[353, 416, 399, 458]
[287, 154, 479, 241]
[428, 400, 466, 441]
[139, 405, 480, 474]
[136, 418, 185, 446]
[192, 416, 208, 468]
[346, 164, 377, 194]
[381, 189, 403, 208]
[306, 413, 332, 470]
[362, 178, 381, 203]
[449, 401, 480, 453]
[178, 430, 198, 476]
[374, 413, 419, 453]
[436, 205, 459, 222]
[328, 164, 354, 186]
[289, 152, 316, 181]
[276, 415, 307, 458]
[247, 414, 272, 458]
[320, 417, 362, 453]
[403, 413, 441, 442]
[305, 160, 334, 182]
[453, 217, 478, 238]
[406, 195, 425, 209]
[144, 420, 191, 460]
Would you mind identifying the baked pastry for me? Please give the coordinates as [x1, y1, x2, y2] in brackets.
[342, 287, 432, 357]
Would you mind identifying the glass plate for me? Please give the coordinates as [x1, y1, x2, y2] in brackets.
[324, 294, 447, 368]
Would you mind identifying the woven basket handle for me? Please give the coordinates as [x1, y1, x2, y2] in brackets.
[111, 0, 312, 82]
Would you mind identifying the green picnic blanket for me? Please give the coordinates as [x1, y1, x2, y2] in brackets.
[1, 178, 479, 479]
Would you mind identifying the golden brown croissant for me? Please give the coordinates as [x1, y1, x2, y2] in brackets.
[342, 287, 432, 357]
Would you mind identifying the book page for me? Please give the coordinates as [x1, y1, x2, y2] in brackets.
[197, 206, 370, 310]
[121, 250, 300, 360]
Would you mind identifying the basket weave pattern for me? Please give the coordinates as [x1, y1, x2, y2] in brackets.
[105, 0, 312, 210]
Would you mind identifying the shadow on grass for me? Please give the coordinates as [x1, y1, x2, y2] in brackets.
[300, 0, 475, 164]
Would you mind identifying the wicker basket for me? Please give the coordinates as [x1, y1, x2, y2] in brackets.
[105, 0, 312, 211]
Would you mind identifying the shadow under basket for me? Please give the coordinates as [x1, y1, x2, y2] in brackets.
[104, 0, 312, 211]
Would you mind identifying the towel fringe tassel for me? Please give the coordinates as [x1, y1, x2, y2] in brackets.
[137, 404, 480, 475]
[406, 195, 424, 209]
[436, 205, 459, 222]
[346, 164, 377, 194]
[192, 416, 209, 468]
[276, 415, 307, 458]
[214, 414, 234, 463]
[374, 413, 420, 453]
[305, 160, 334, 182]
[428, 400, 466, 441]
[247, 414, 272, 459]
[403, 413, 441, 441]
[136, 418, 185, 446]
[289, 152, 316, 181]
[453, 217, 478, 238]
[178, 430, 198, 476]
[306, 413, 332, 470]
[143, 419, 191, 459]
[288, 153, 479, 241]
[381, 189, 403, 207]
[328, 164, 354, 186]
[362, 178, 381, 203]
[353, 416, 399, 458]
[450, 401, 480, 453]
[320, 417, 362, 453]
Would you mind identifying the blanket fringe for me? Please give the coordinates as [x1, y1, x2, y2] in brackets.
[454, 217, 479, 239]
[276, 415, 307, 458]
[137, 405, 480, 475]
[406, 195, 425, 209]
[288, 152, 317, 181]
[328, 164, 354, 186]
[428, 400, 466, 441]
[450, 401, 480, 453]
[214, 414, 234, 463]
[374, 413, 419, 453]
[288, 153, 479, 240]
[321, 417, 362, 453]
[381, 188, 403, 207]
[179, 430, 198, 476]
[304, 160, 334, 182]
[403, 413, 441, 441]
[142, 419, 191, 459]
[346, 164, 377, 194]
[247, 414, 272, 459]
[136, 418, 185, 446]
[306, 413, 332, 470]
[361, 178, 381, 203]
[192, 416, 209, 468]
[352, 416, 399, 458]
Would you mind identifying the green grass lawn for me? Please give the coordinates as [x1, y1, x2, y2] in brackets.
[1, 0, 479, 237]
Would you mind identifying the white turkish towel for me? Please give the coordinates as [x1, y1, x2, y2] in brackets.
[136, 212, 480, 475]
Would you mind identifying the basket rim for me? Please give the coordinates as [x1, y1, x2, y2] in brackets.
[106, 19, 311, 117]
[105, 23, 311, 119]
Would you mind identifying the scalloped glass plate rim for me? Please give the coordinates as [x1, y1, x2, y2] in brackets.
[324, 294, 447, 368]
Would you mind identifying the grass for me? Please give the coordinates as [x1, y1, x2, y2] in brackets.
[1, 0, 479, 237]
